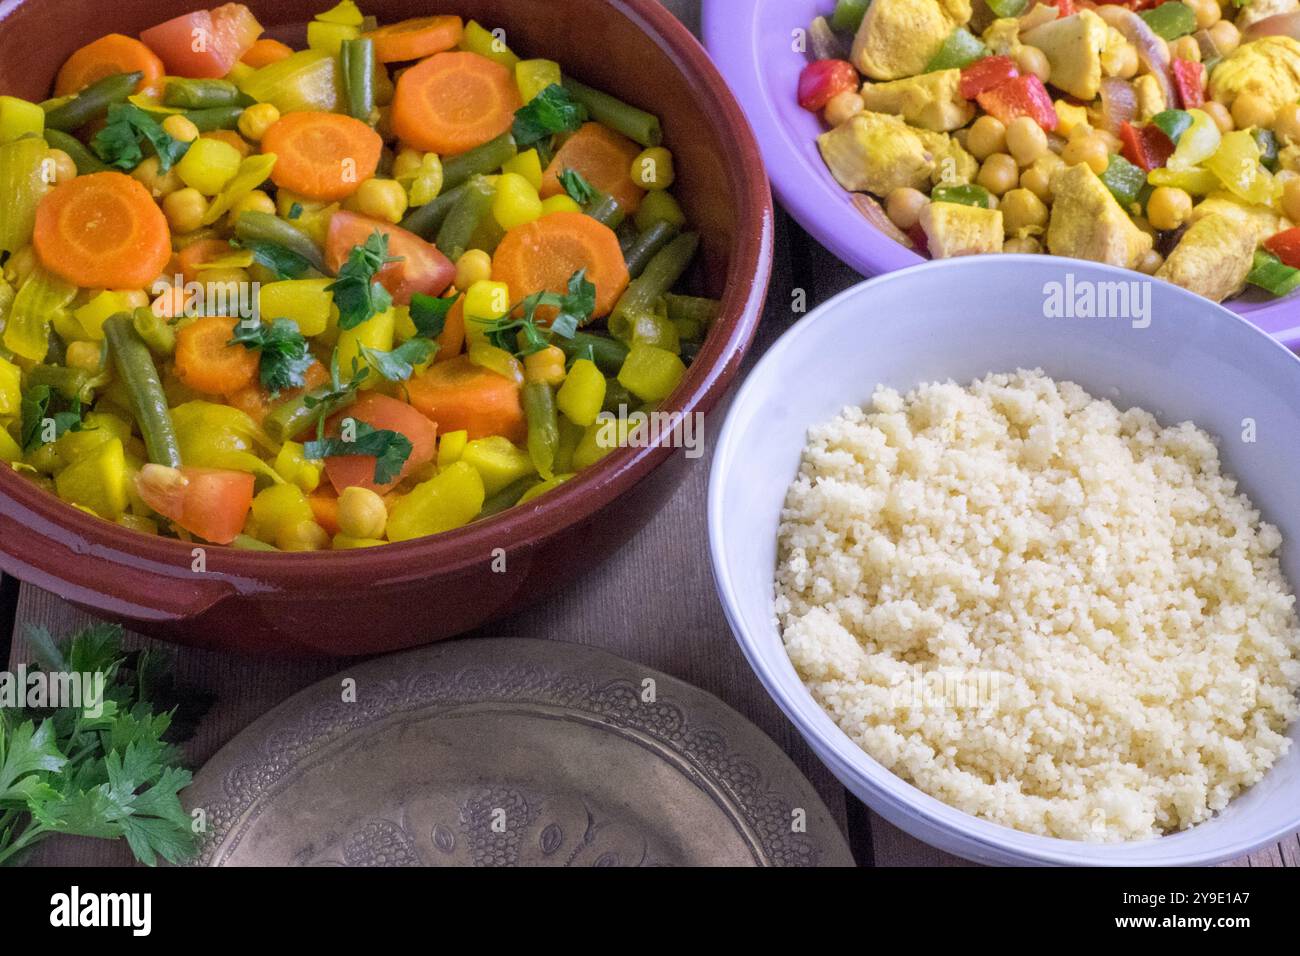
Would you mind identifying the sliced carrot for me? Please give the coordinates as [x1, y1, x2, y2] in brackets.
[406, 355, 525, 444]
[33, 172, 171, 289]
[366, 15, 464, 63]
[435, 295, 465, 363]
[541, 122, 645, 215]
[491, 211, 628, 320]
[55, 34, 165, 96]
[241, 37, 295, 68]
[173, 315, 259, 396]
[261, 112, 382, 201]
[176, 238, 235, 285]
[309, 493, 341, 536]
[391, 51, 520, 155]
[323, 392, 438, 494]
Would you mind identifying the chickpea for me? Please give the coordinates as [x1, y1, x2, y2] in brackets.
[277, 519, 331, 552]
[1274, 103, 1300, 145]
[337, 487, 388, 540]
[66, 340, 105, 373]
[1202, 100, 1234, 133]
[1147, 186, 1193, 231]
[348, 177, 408, 223]
[131, 155, 182, 198]
[967, 115, 1007, 161]
[1005, 116, 1048, 166]
[1189, 0, 1221, 29]
[1282, 178, 1300, 223]
[1137, 249, 1164, 275]
[228, 189, 276, 222]
[237, 102, 281, 142]
[1207, 19, 1239, 56]
[161, 114, 200, 143]
[824, 90, 865, 128]
[1231, 93, 1274, 131]
[455, 248, 493, 290]
[1003, 236, 1042, 254]
[1109, 43, 1139, 80]
[1061, 134, 1109, 174]
[392, 147, 424, 181]
[977, 152, 1020, 196]
[45, 148, 77, 184]
[1012, 45, 1050, 84]
[1019, 165, 1054, 203]
[163, 187, 209, 233]
[885, 186, 929, 230]
[1169, 35, 1200, 63]
[1000, 188, 1049, 235]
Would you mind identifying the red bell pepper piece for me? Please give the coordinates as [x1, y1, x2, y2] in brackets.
[959, 55, 1019, 100]
[976, 75, 1059, 131]
[1118, 121, 1175, 171]
[1264, 227, 1300, 269]
[1047, 0, 1077, 16]
[1170, 59, 1205, 109]
[797, 59, 860, 112]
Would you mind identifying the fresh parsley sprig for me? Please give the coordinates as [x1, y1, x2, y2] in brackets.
[91, 104, 190, 174]
[326, 231, 402, 331]
[229, 318, 316, 395]
[483, 269, 596, 356]
[20, 385, 85, 452]
[231, 238, 315, 281]
[558, 167, 596, 206]
[304, 420, 412, 485]
[512, 84, 588, 149]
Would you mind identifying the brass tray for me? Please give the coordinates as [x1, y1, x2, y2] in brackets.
[185, 638, 853, 866]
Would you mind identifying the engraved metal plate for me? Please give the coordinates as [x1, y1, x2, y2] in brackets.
[185, 638, 853, 867]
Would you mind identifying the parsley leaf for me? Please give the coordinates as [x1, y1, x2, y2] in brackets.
[485, 269, 596, 354]
[287, 202, 304, 220]
[408, 292, 456, 340]
[326, 231, 402, 331]
[359, 339, 438, 383]
[304, 419, 412, 485]
[558, 167, 597, 206]
[91, 104, 190, 174]
[232, 238, 314, 280]
[20, 385, 85, 452]
[512, 84, 588, 148]
[229, 318, 315, 395]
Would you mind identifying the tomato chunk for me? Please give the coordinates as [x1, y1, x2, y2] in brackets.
[959, 56, 1018, 100]
[141, 4, 263, 79]
[797, 60, 859, 112]
[135, 466, 255, 545]
[323, 392, 438, 494]
[325, 211, 456, 305]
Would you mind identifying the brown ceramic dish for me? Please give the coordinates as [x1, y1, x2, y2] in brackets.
[0, 0, 773, 655]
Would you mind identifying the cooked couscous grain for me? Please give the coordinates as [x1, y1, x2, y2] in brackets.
[775, 369, 1300, 841]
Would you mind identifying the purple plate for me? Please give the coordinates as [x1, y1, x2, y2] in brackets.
[702, 0, 1300, 346]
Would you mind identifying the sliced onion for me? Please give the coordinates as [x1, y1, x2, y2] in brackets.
[1019, 1, 1061, 33]
[851, 193, 915, 250]
[1106, 8, 1176, 109]
[1098, 77, 1138, 136]
[1243, 11, 1300, 40]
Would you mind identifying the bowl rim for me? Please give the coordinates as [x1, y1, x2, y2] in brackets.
[0, 0, 775, 621]
[701, 0, 1300, 340]
[707, 255, 1300, 865]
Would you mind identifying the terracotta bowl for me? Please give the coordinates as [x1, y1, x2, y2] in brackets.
[0, 0, 773, 655]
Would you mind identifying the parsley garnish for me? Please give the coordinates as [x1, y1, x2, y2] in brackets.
[304, 420, 412, 485]
[229, 318, 315, 395]
[326, 231, 402, 331]
[558, 167, 596, 206]
[483, 269, 595, 356]
[287, 202, 304, 220]
[359, 339, 438, 383]
[512, 84, 588, 148]
[232, 238, 314, 281]
[20, 385, 85, 452]
[409, 292, 456, 339]
[0, 623, 207, 867]
[91, 104, 190, 174]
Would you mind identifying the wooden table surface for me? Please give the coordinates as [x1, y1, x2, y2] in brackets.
[3, 0, 1297, 868]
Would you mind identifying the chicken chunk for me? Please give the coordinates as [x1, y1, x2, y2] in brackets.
[1209, 37, 1300, 113]
[981, 18, 1023, 56]
[861, 69, 976, 131]
[919, 201, 1004, 257]
[1022, 10, 1110, 100]
[1045, 163, 1154, 268]
[915, 128, 979, 185]
[1134, 74, 1167, 120]
[1156, 214, 1256, 302]
[851, 0, 974, 80]
[1191, 192, 1291, 244]
[818, 111, 938, 194]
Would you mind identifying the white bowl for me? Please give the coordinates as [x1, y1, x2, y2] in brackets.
[708, 255, 1300, 866]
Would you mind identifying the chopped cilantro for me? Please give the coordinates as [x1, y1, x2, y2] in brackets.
[229, 318, 315, 395]
[512, 84, 588, 148]
[20, 385, 85, 452]
[558, 167, 596, 206]
[484, 269, 595, 356]
[91, 104, 190, 174]
[304, 419, 412, 485]
[325, 231, 402, 331]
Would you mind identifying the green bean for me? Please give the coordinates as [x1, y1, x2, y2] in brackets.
[234, 211, 326, 273]
[263, 387, 356, 446]
[624, 309, 680, 352]
[44, 72, 141, 132]
[27, 365, 93, 403]
[562, 77, 662, 147]
[583, 191, 625, 229]
[601, 378, 635, 414]
[663, 293, 720, 328]
[340, 38, 376, 122]
[103, 314, 182, 468]
[436, 175, 495, 262]
[232, 533, 279, 551]
[555, 331, 629, 376]
[183, 106, 245, 132]
[609, 232, 699, 342]
[478, 476, 538, 519]
[623, 221, 680, 278]
[398, 182, 466, 238]
[163, 78, 241, 109]
[442, 133, 517, 191]
[132, 306, 176, 357]
[523, 382, 560, 480]
[41, 129, 111, 174]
